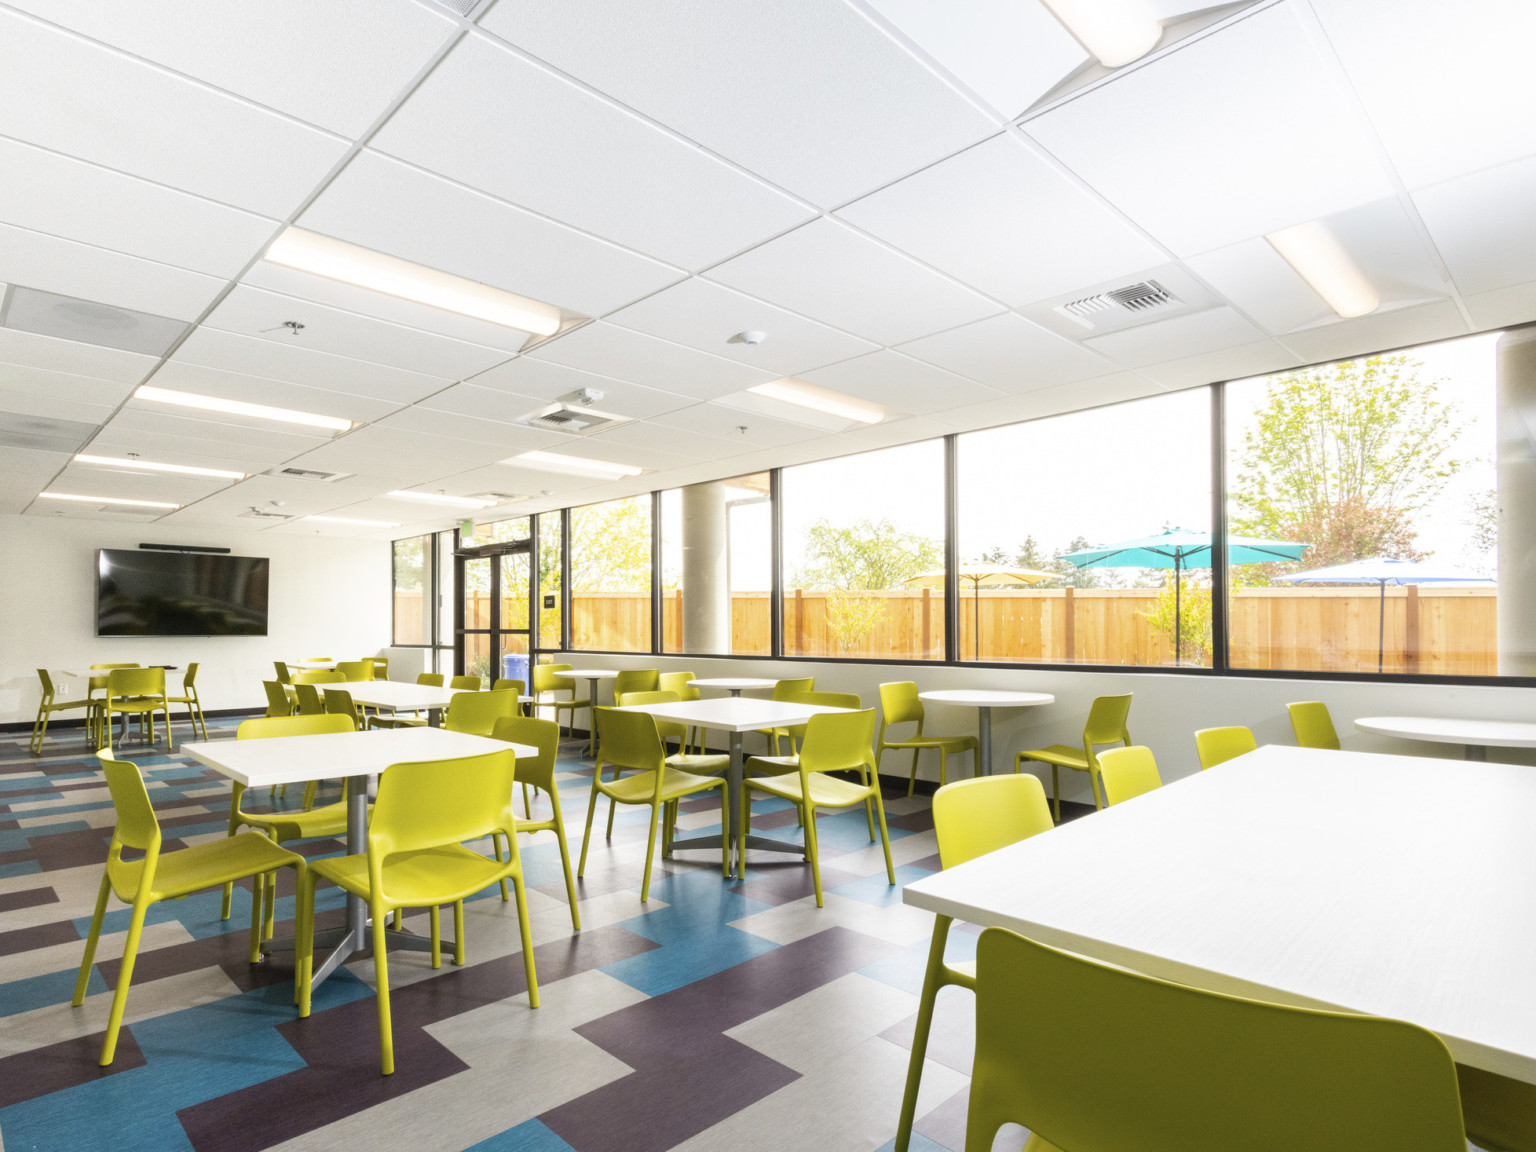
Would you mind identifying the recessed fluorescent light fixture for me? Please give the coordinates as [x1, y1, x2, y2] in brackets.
[747, 379, 885, 425]
[509, 450, 645, 480]
[1265, 220, 1380, 319]
[74, 454, 245, 480]
[135, 385, 353, 433]
[264, 227, 564, 337]
[38, 492, 179, 509]
[386, 490, 495, 509]
[1041, 0, 1162, 67]
[304, 515, 401, 527]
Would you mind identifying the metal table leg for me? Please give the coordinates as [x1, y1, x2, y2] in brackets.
[668, 725, 806, 879]
[586, 677, 601, 757]
[977, 706, 993, 776]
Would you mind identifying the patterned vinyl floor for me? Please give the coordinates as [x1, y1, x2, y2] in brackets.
[0, 716, 1036, 1152]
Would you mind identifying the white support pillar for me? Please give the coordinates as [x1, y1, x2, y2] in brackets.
[1497, 328, 1536, 676]
[682, 481, 731, 653]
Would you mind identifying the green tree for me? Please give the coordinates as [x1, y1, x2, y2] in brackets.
[979, 534, 1107, 588]
[569, 498, 652, 591]
[791, 518, 942, 590]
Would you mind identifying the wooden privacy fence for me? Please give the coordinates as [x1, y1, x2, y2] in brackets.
[396, 586, 1498, 675]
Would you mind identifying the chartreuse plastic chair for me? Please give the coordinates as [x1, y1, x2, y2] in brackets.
[658, 671, 702, 752]
[31, 669, 101, 753]
[741, 709, 894, 900]
[1457, 1063, 1536, 1152]
[335, 660, 373, 682]
[1288, 701, 1341, 750]
[531, 663, 590, 739]
[293, 683, 325, 716]
[450, 675, 482, 691]
[418, 673, 445, 687]
[263, 680, 294, 718]
[963, 927, 1468, 1152]
[894, 773, 1055, 1152]
[292, 669, 344, 685]
[76, 751, 308, 1066]
[760, 676, 815, 754]
[744, 691, 866, 833]
[1016, 693, 1132, 819]
[490, 715, 580, 930]
[578, 707, 728, 903]
[612, 691, 729, 848]
[273, 660, 293, 685]
[371, 656, 389, 680]
[323, 688, 364, 730]
[877, 681, 979, 797]
[491, 678, 526, 699]
[444, 688, 520, 736]
[1095, 745, 1163, 805]
[87, 663, 138, 704]
[1196, 725, 1258, 769]
[297, 748, 539, 1076]
[100, 667, 172, 752]
[161, 663, 208, 742]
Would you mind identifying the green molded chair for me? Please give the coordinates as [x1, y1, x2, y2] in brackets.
[263, 680, 294, 718]
[1096, 745, 1163, 805]
[165, 662, 208, 742]
[273, 661, 293, 685]
[612, 690, 729, 846]
[612, 669, 659, 698]
[292, 670, 344, 685]
[293, 683, 325, 716]
[1015, 693, 1132, 819]
[760, 676, 815, 754]
[1457, 1064, 1536, 1152]
[1288, 701, 1341, 750]
[964, 926, 1468, 1152]
[740, 709, 894, 899]
[76, 750, 307, 1066]
[877, 681, 979, 797]
[296, 747, 539, 1075]
[323, 688, 364, 730]
[100, 668, 171, 752]
[1196, 725, 1258, 769]
[87, 663, 139, 704]
[658, 671, 702, 752]
[31, 669, 101, 753]
[371, 656, 389, 680]
[578, 707, 728, 902]
[531, 663, 590, 740]
[450, 675, 482, 691]
[491, 715, 580, 930]
[335, 660, 373, 682]
[444, 688, 520, 736]
[895, 773, 1055, 1152]
[491, 678, 526, 699]
[417, 673, 445, 687]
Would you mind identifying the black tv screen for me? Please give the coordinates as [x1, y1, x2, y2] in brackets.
[96, 549, 269, 636]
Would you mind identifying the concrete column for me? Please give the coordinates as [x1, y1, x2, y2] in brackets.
[1497, 329, 1536, 676]
[681, 481, 730, 654]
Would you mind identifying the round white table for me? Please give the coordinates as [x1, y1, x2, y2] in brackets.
[1355, 716, 1536, 761]
[567, 669, 623, 755]
[919, 689, 1055, 776]
[690, 677, 778, 698]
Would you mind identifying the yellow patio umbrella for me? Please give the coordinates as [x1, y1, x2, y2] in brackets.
[903, 563, 1057, 661]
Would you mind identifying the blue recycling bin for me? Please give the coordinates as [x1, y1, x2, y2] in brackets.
[501, 652, 530, 690]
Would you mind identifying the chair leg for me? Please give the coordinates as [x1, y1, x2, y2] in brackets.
[872, 786, 896, 887]
[249, 871, 265, 963]
[577, 778, 602, 878]
[1052, 764, 1061, 823]
[302, 780, 317, 811]
[72, 874, 112, 1007]
[544, 791, 581, 931]
[805, 804, 824, 908]
[263, 870, 277, 941]
[453, 900, 465, 966]
[510, 869, 539, 1008]
[896, 915, 955, 1152]
[99, 897, 150, 1066]
[737, 783, 751, 879]
[30, 706, 45, 755]
[938, 749, 948, 788]
[220, 879, 234, 921]
[908, 747, 920, 797]
[491, 832, 510, 901]
[521, 782, 533, 820]
[639, 800, 661, 902]
[297, 871, 315, 1018]
[371, 900, 395, 1075]
[430, 905, 441, 969]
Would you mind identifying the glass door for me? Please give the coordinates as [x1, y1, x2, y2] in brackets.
[455, 537, 533, 684]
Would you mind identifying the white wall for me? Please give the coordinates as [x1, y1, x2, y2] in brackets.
[551, 651, 1536, 802]
[0, 515, 390, 725]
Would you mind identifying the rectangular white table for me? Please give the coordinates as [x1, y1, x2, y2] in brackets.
[617, 697, 852, 879]
[182, 726, 531, 990]
[287, 680, 469, 726]
[903, 744, 1536, 1083]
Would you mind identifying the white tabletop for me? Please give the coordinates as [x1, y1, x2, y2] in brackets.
[904, 744, 1536, 1082]
[60, 666, 177, 680]
[919, 689, 1055, 708]
[182, 726, 527, 788]
[317, 681, 469, 711]
[690, 677, 779, 691]
[1355, 715, 1536, 749]
[617, 696, 854, 733]
[291, 660, 336, 670]
[568, 669, 623, 679]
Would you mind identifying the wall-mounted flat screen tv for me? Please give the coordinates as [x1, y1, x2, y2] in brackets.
[96, 549, 269, 636]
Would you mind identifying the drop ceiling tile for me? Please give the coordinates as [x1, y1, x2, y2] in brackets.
[148, 360, 404, 424]
[266, 439, 452, 484]
[299, 151, 685, 317]
[525, 323, 776, 399]
[202, 285, 511, 380]
[1310, 0, 1536, 189]
[705, 218, 1003, 345]
[0, 223, 224, 321]
[370, 408, 567, 452]
[1023, 4, 1393, 255]
[0, 137, 277, 278]
[1414, 158, 1536, 297]
[797, 350, 1004, 415]
[374, 33, 814, 269]
[644, 402, 826, 447]
[1463, 281, 1536, 332]
[1083, 307, 1265, 369]
[799, 413, 956, 454]
[1136, 339, 1302, 390]
[0, 11, 350, 216]
[0, 364, 136, 408]
[172, 327, 452, 404]
[307, 424, 511, 468]
[414, 382, 546, 424]
[0, 385, 115, 427]
[468, 357, 696, 419]
[582, 418, 737, 460]
[86, 425, 306, 468]
[1276, 300, 1470, 365]
[108, 405, 331, 454]
[0, 328, 157, 384]
[513, 436, 698, 473]
[52, 462, 228, 504]
[897, 312, 1112, 391]
[940, 373, 1166, 433]
[604, 278, 877, 376]
[480, 0, 998, 207]
[438, 462, 608, 500]
[8, 0, 457, 137]
[837, 134, 1166, 306]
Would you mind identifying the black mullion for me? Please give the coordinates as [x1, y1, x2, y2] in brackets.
[769, 468, 783, 659]
[1210, 381, 1230, 675]
[943, 434, 960, 663]
[650, 490, 663, 655]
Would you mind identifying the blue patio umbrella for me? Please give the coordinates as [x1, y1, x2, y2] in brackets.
[1275, 557, 1494, 672]
[1058, 528, 1311, 665]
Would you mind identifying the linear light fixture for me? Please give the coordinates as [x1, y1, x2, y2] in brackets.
[509, 450, 645, 480]
[747, 378, 885, 425]
[305, 515, 401, 527]
[386, 490, 495, 509]
[135, 385, 353, 433]
[38, 492, 180, 509]
[74, 453, 245, 480]
[1041, 0, 1162, 68]
[264, 227, 564, 337]
[1265, 220, 1380, 319]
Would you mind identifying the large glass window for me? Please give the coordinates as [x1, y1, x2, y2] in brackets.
[781, 442, 945, 660]
[392, 536, 427, 645]
[570, 495, 652, 651]
[958, 389, 1213, 667]
[661, 472, 772, 654]
[1225, 334, 1501, 676]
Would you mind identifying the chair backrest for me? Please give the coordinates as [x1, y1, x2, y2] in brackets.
[772, 677, 815, 701]
[90, 663, 139, 691]
[417, 673, 445, 687]
[445, 688, 520, 736]
[262, 680, 292, 717]
[370, 751, 518, 862]
[616, 689, 677, 707]
[932, 775, 1055, 869]
[238, 713, 354, 740]
[36, 668, 55, 697]
[492, 678, 525, 697]
[182, 662, 200, 688]
[969, 927, 1466, 1152]
[613, 669, 660, 698]
[1096, 746, 1163, 805]
[1288, 701, 1340, 750]
[658, 671, 698, 700]
[450, 675, 482, 691]
[532, 662, 574, 694]
[292, 670, 344, 685]
[323, 688, 361, 728]
[804, 690, 861, 710]
[878, 681, 924, 727]
[307, 657, 332, 662]
[492, 715, 559, 794]
[798, 709, 878, 776]
[293, 683, 324, 716]
[107, 667, 164, 700]
[1083, 694, 1133, 748]
[273, 660, 292, 684]
[1195, 726, 1257, 769]
[335, 661, 371, 682]
[98, 749, 161, 856]
[595, 706, 668, 774]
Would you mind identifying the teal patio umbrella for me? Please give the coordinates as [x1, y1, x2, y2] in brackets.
[1058, 528, 1311, 665]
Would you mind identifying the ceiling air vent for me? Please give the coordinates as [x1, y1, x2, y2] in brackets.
[1054, 280, 1178, 329]
[268, 467, 353, 483]
[429, 0, 478, 14]
[516, 401, 629, 436]
[240, 507, 292, 520]
[471, 492, 527, 505]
